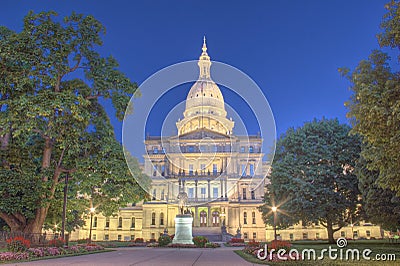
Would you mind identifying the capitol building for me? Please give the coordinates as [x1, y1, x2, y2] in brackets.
[71, 39, 383, 242]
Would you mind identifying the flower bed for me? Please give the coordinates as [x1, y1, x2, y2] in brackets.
[242, 240, 301, 262]
[0, 244, 105, 262]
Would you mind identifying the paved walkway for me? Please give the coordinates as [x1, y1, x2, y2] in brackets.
[11, 246, 256, 266]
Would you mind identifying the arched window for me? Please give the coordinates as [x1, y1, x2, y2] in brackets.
[252, 212, 256, 224]
[160, 212, 164, 226]
[118, 217, 122, 228]
[151, 212, 156, 225]
[243, 212, 247, 224]
[131, 217, 135, 228]
[212, 211, 220, 227]
[105, 217, 110, 228]
[200, 211, 207, 227]
[93, 217, 97, 228]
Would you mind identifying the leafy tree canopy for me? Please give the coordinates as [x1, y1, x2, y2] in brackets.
[0, 11, 149, 234]
[341, 0, 400, 194]
[260, 119, 362, 243]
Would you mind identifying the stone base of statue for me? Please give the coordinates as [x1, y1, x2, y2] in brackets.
[172, 214, 194, 244]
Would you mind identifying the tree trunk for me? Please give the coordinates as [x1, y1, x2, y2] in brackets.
[326, 220, 335, 244]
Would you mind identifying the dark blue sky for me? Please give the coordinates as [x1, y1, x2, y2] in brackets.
[2, 0, 391, 140]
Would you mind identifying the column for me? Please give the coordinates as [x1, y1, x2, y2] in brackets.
[195, 179, 198, 202]
[207, 179, 211, 200]
[207, 206, 211, 227]
[224, 177, 228, 199]
[179, 179, 182, 192]
[195, 207, 198, 227]
[220, 178, 224, 198]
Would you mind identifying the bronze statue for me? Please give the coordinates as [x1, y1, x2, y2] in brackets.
[177, 191, 189, 215]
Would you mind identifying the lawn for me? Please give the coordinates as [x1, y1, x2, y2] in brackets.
[235, 240, 400, 265]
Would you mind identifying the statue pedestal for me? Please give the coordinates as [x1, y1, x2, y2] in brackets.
[172, 214, 194, 244]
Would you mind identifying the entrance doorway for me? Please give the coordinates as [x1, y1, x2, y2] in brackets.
[200, 211, 207, 227]
[212, 211, 220, 227]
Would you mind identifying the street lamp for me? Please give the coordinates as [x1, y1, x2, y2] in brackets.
[88, 207, 95, 244]
[272, 206, 277, 241]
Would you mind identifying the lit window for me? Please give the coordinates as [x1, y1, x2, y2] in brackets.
[240, 146, 245, 153]
[249, 164, 254, 176]
[160, 213, 164, 226]
[213, 187, 218, 198]
[93, 217, 97, 228]
[243, 188, 247, 200]
[188, 188, 194, 198]
[253, 232, 257, 239]
[151, 213, 156, 225]
[189, 164, 194, 175]
[252, 212, 256, 224]
[213, 164, 217, 175]
[131, 217, 135, 228]
[243, 212, 247, 224]
[118, 217, 122, 228]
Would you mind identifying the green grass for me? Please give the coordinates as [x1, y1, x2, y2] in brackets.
[235, 240, 400, 265]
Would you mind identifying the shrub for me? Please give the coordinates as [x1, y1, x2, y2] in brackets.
[270, 240, 291, 251]
[134, 238, 144, 243]
[6, 236, 31, 252]
[48, 238, 65, 247]
[77, 238, 88, 244]
[158, 235, 172, 246]
[205, 242, 220, 248]
[0, 251, 29, 261]
[229, 238, 244, 243]
[148, 238, 157, 243]
[193, 236, 208, 248]
[247, 239, 260, 247]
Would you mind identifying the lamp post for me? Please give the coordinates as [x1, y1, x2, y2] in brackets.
[88, 207, 95, 244]
[272, 206, 277, 241]
[61, 172, 69, 241]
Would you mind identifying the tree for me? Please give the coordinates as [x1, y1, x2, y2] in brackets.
[357, 155, 400, 231]
[0, 11, 148, 235]
[341, 0, 400, 194]
[259, 119, 362, 243]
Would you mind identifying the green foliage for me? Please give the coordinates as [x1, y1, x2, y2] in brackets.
[6, 236, 31, 252]
[357, 156, 400, 231]
[342, 1, 400, 195]
[377, 0, 400, 59]
[193, 236, 208, 247]
[259, 119, 362, 243]
[158, 235, 172, 246]
[0, 10, 148, 233]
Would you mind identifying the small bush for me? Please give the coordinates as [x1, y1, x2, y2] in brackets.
[205, 242, 220, 248]
[77, 238, 88, 244]
[229, 238, 244, 243]
[193, 236, 208, 248]
[247, 239, 260, 247]
[148, 238, 157, 243]
[48, 238, 65, 247]
[6, 236, 31, 252]
[134, 238, 144, 243]
[158, 235, 172, 246]
[270, 240, 291, 251]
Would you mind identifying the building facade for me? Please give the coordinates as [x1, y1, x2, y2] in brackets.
[71, 39, 383, 242]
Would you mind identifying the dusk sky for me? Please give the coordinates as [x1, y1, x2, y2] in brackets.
[2, 0, 392, 142]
